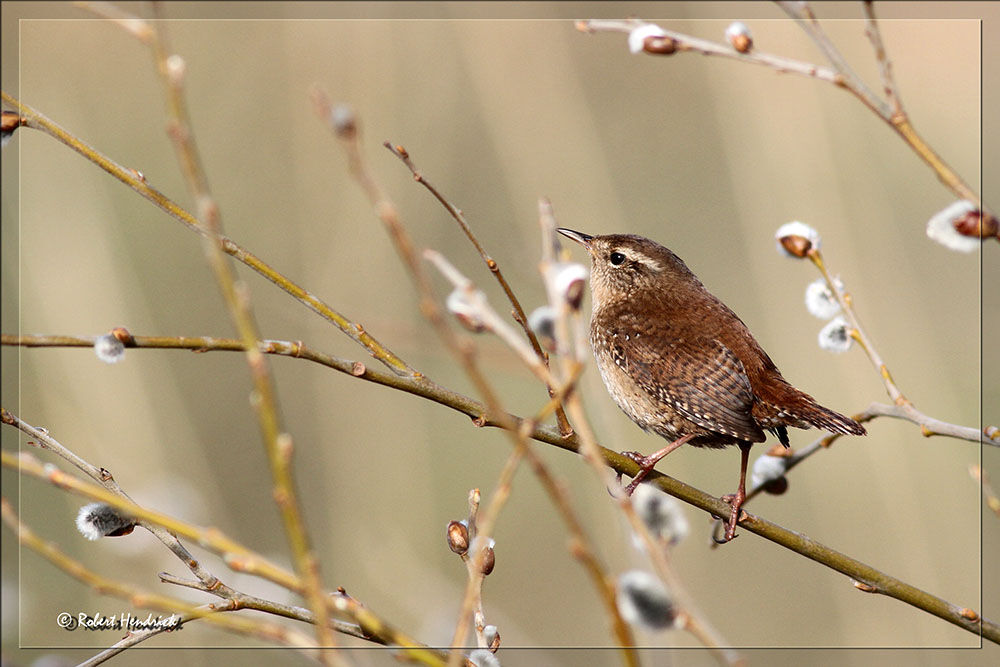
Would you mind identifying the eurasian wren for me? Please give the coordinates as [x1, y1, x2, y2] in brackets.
[557, 228, 866, 542]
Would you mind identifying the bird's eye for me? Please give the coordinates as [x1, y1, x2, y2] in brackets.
[609, 252, 626, 266]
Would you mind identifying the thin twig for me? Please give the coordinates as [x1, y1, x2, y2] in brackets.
[0, 498, 321, 652]
[577, 17, 846, 84]
[1, 406, 238, 594]
[856, 402, 989, 444]
[383, 141, 573, 437]
[1, 446, 446, 662]
[807, 249, 993, 444]
[775, 1, 887, 115]
[146, 12, 333, 652]
[316, 99, 638, 666]
[576, 14, 996, 238]
[73, 1, 154, 43]
[970, 465, 1000, 518]
[861, 1, 904, 117]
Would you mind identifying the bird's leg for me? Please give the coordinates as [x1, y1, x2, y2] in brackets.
[718, 442, 753, 542]
[620, 433, 695, 496]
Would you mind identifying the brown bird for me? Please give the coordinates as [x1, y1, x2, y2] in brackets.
[558, 228, 866, 542]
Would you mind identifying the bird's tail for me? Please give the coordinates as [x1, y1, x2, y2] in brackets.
[798, 394, 867, 436]
[755, 380, 866, 437]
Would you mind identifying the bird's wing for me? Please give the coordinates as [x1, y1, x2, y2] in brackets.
[624, 335, 766, 443]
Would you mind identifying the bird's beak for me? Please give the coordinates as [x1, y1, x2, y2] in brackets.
[557, 228, 593, 250]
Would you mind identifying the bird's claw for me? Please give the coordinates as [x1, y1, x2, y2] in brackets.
[622, 450, 651, 467]
[717, 494, 747, 542]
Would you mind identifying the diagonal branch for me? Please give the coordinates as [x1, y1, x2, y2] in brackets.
[0, 498, 321, 652]
[1, 447, 448, 664]
[310, 94, 638, 665]
[577, 12, 996, 239]
[382, 142, 573, 436]
[0, 90, 418, 378]
[861, 0, 904, 117]
[145, 11, 334, 652]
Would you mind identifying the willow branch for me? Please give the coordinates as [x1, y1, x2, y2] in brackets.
[1, 406, 244, 596]
[0, 498, 321, 653]
[383, 141, 573, 437]
[775, 1, 887, 115]
[0, 90, 416, 378]
[807, 248, 993, 444]
[970, 465, 1000, 518]
[861, 1, 903, 117]
[311, 94, 637, 665]
[2, 448, 447, 664]
[4, 343, 993, 644]
[156, 575, 380, 643]
[2, 407, 374, 655]
[0, 332, 541, 446]
[147, 14, 333, 651]
[858, 402, 990, 444]
[577, 14, 995, 238]
[577, 17, 849, 84]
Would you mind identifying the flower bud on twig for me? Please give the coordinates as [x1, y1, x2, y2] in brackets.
[527, 306, 558, 353]
[550, 262, 588, 310]
[804, 277, 842, 319]
[631, 483, 688, 546]
[330, 104, 357, 139]
[818, 315, 853, 353]
[751, 445, 792, 494]
[76, 502, 136, 540]
[447, 520, 470, 555]
[472, 536, 496, 575]
[446, 288, 488, 333]
[775, 221, 821, 258]
[725, 22, 753, 53]
[2, 111, 25, 148]
[926, 200, 987, 252]
[468, 648, 500, 667]
[483, 624, 500, 652]
[628, 24, 676, 55]
[94, 334, 126, 364]
[616, 570, 677, 631]
[165, 54, 186, 84]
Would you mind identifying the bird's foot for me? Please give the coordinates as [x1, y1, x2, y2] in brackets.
[716, 492, 747, 543]
[617, 436, 695, 497]
[622, 450, 655, 468]
[619, 451, 656, 496]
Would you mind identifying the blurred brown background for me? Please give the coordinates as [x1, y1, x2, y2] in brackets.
[2, 2, 997, 666]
